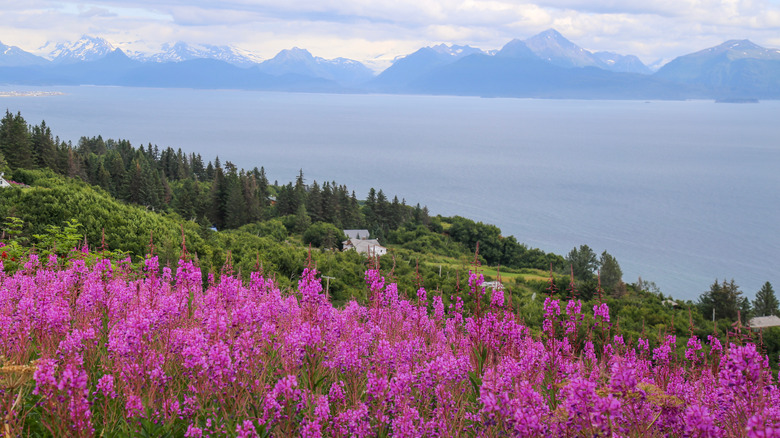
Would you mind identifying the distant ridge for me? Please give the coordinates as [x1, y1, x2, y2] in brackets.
[655, 39, 780, 99]
[256, 47, 375, 87]
[0, 31, 778, 99]
[0, 41, 49, 67]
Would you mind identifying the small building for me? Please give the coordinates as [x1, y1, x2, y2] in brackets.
[342, 238, 387, 257]
[748, 315, 780, 329]
[343, 229, 370, 240]
[0, 173, 10, 188]
[483, 281, 504, 291]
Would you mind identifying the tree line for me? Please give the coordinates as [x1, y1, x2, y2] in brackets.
[0, 110, 566, 272]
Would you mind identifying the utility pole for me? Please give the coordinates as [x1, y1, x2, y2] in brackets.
[323, 276, 335, 300]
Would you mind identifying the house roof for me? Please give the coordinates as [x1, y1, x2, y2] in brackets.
[343, 229, 370, 240]
[344, 239, 386, 255]
[748, 315, 780, 329]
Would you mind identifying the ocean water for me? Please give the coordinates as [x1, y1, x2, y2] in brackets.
[2, 85, 778, 301]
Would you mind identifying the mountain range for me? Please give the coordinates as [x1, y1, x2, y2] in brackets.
[0, 30, 778, 99]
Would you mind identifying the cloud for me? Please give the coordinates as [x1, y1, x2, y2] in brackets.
[77, 6, 116, 17]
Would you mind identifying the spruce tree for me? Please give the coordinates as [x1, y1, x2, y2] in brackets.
[31, 120, 57, 169]
[599, 251, 623, 294]
[753, 282, 779, 317]
[0, 110, 34, 169]
[699, 279, 750, 321]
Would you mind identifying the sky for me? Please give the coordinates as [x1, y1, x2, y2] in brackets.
[1, 0, 780, 70]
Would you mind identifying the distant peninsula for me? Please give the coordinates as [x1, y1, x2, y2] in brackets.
[0, 91, 64, 97]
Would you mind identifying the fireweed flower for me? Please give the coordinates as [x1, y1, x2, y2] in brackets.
[95, 374, 117, 399]
[543, 298, 561, 335]
[686, 336, 704, 363]
[593, 302, 610, 324]
[491, 288, 505, 308]
[709, 335, 723, 355]
[684, 404, 723, 437]
[5, 252, 780, 436]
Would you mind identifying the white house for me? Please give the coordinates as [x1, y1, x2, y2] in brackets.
[343, 238, 387, 257]
[748, 315, 780, 329]
[483, 281, 504, 291]
[0, 173, 11, 188]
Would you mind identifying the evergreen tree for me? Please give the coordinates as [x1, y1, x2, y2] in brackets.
[599, 250, 623, 294]
[256, 166, 270, 213]
[699, 279, 750, 321]
[275, 183, 296, 216]
[174, 178, 199, 220]
[95, 161, 111, 190]
[125, 159, 144, 204]
[307, 180, 323, 223]
[191, 153, 205, 180]
[106, 151, 126, 198]
[225, 181, 248, 229]
[31, 121, 57, 169]
[208, 165, 228, 229]
[0, 110, 34, 169]
[205, 161, 215, 181]
[66, 146, 84, 179]
[753, 282, 779, 317]
[293, 169, 307, 212]
[242, 172, 262, 223]
[320, 181, 337, 225]
[566, 245, 598, 281]
[294, 204, 311, 233]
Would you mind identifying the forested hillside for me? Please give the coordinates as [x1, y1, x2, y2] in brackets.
[1, 109, 778, 357]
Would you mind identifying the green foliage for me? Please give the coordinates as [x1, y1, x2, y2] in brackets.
[599, 250, 623, 294]
[0, 110, 34, 169]
[239, 219, 288, 242]
[0, 170, 206, 268]
[698, 278, 751, 322]
[566, 244, 598, 281]
[753, 281, 779, 317]
[32, 219, 83, 255]
[302, 222, 345, 249]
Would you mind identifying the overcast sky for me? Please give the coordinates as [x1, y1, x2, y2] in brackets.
[2, 0, 780, 70]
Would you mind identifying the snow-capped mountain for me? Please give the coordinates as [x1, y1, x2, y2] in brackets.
[524, 29, 607, 69]
[138, 42, 263, 67]
[46, 35, 117, 64]
[0, 41, 49, 66]
[257, 47, 375, 86]
[429, 44, 484, 59]
[522, 29, 652, 74]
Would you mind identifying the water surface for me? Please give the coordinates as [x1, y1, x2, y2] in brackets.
[2, 85, 778, 301]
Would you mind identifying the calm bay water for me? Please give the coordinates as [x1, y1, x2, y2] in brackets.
[2, 85, 778, 301]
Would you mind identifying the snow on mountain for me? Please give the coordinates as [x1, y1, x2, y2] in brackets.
[430, 44, 484, 58]
[695, 39, 780, 61]
[524, 29, 607, 69]
[46, 36, 117, 64]
[593, 51, 651, 74]
[138, 42, 263, 67]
